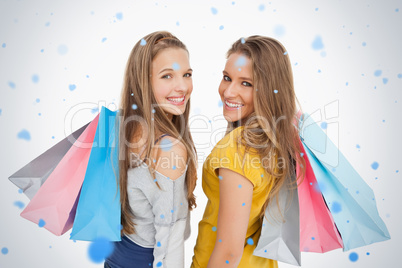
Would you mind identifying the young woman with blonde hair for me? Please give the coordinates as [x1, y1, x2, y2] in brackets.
[191, 36, 305, 268]
[105, 31, 197, 268]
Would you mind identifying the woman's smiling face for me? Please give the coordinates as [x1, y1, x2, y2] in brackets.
[151, 47, 193, 118]
[218, 52, 255, 123]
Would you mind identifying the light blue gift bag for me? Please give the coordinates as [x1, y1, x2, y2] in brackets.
[70, 106, 121, 241]
[300, 113, 390, 251]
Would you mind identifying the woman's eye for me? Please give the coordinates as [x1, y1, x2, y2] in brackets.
[242, 81, 252, 87]
[223, 75, 231, 82]
[184, 73, 192, 78]
[162, 74, 172, 79]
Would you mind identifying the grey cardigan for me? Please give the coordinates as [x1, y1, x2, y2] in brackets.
[125, 158, 190, 268]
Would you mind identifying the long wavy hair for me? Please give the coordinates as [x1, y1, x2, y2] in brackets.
[119, 31, 197, 235]
[225, 36, 306, 220]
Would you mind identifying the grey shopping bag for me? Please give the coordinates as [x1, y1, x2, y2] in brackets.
[253, 174, 301, 266]
[8, 123, 89, 199]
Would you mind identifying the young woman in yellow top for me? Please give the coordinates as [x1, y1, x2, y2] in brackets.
[191, 36, 305, 268]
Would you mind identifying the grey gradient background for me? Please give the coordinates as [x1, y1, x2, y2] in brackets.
[0, 0, 401, 267]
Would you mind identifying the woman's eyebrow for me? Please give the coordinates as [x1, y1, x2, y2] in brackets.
[158, 68, 174, 74]
[239, 76, 253, 81]
[222, 70, 252, 81]
[159, 68, 193, 74]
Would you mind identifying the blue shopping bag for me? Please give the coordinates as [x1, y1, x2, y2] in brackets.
[299, 113, 390, 251]
[70, 106, 121, 241]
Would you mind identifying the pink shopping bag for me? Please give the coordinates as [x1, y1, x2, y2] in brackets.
[20, 114, 99, 236]
[297, 138, 343, 253]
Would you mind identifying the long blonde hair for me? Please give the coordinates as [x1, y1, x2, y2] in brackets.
[119, 31, 197, 235]
[225, 36, 306, 219]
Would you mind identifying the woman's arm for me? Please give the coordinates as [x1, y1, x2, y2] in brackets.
[207, 168, 254, 268]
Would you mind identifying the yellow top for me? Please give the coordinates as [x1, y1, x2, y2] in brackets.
[191, 126, 278, 268]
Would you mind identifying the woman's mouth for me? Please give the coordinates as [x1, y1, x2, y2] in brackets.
[167, 95, 185, 105]
[224, 99, 244, 110]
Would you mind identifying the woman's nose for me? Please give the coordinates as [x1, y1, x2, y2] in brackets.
[223, 82, 238, 99]
[175, 77, 189, 93]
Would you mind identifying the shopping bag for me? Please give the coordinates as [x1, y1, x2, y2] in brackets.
[70, 106, 121, 241]
[253, 174, 301, 266]
[299, 113, 390, 251]
[297, 138, 343, 253]
[9, 123, 89, 200]
[20, 114, 99, 236]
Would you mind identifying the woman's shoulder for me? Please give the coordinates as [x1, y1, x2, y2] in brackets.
[156, 135, 187, 158]
[208, 126, 267, 187]
[217, 126, 244, 145]
[154, 135, 188, 181]
[208, 127, 247, 169]
[211, 126, 263, 164]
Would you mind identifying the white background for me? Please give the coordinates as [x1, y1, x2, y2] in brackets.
[0, 0, 401, 267]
